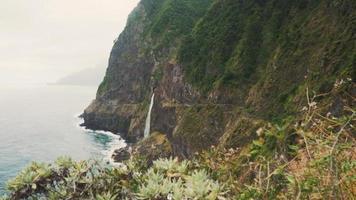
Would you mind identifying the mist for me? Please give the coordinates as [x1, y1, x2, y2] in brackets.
[0, 0, 140, 87]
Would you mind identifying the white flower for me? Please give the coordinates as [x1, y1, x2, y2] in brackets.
[256, 128, 264, 137]
[309, 102, 317, 108]
[326, 112, 332, 118]
[334, 79, 345, 88]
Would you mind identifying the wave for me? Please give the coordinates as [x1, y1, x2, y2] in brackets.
[76, 117, 127, 165]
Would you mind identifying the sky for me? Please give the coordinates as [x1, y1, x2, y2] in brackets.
[0, 0, 140, 87]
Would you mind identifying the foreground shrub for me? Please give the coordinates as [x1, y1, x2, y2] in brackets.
[2, 157, 227, 200]
[193, 84, 356, 199]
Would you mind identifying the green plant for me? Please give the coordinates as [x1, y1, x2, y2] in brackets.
[96, 192, 119, 200]
[153, 157, 188, 174]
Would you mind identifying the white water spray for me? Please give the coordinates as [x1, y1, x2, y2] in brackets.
[144, 93, 155, 138]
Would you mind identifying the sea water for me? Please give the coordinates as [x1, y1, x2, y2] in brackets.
[0, 85, 125, 195]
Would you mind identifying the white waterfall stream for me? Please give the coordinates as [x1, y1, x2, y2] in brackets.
[144, 93, 155, 138]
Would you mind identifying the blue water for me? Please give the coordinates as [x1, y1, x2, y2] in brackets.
[0, 85, 125, 195]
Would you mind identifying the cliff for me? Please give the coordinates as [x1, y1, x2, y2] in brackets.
[82, 0, 355, 157]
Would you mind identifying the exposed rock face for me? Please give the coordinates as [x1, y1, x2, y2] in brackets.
[82, 0, 356, 158]
[82, 0, 214, 149]
[112, 146, 131, 163]
[82, 3, 154, 142]
[82, 101, 139, 141]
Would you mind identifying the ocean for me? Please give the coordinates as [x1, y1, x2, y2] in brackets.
[0, 85, 125, 195]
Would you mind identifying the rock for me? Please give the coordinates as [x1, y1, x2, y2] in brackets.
[133, 132, 173, 165]
[111, 132, 173, 164]
[112, 146, 132, 163]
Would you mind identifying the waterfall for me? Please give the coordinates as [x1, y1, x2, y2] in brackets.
[144, 93, 155, 138]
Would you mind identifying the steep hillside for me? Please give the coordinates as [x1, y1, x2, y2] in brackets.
[180, 0, 355, 117]
[82, 0, 355, 157]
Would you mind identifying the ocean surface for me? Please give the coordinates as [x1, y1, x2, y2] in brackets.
[0, 85, 126, 195]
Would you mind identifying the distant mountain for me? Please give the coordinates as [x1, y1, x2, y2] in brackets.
[54, 67, 106, 86]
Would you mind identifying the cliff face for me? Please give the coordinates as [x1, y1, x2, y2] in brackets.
[82, 0, 355, 157]
[82, 3, 153, 142]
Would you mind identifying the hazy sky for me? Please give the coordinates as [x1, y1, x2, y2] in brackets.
[0, 0, 139, 87]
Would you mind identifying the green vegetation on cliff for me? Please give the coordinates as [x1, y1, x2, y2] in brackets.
[144, 0, 213, 56]
[145, 0, 213, 38]
[179, 0, 355, 94]
[90, 0, 355, 141]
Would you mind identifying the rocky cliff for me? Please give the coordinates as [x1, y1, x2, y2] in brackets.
[82, 0, 355, 158]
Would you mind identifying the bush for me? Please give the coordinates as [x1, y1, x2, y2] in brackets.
[3, 157, 227, 200]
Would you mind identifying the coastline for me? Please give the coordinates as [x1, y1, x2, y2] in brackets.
[76, 117, 127, 165]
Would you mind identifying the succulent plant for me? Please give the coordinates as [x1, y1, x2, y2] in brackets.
[96, 191, 118, 200]
[55, 156, 74, 169]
